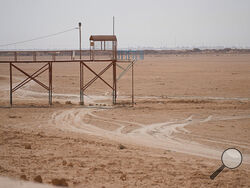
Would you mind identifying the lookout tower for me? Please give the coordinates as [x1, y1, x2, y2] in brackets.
[89, 35, 117, 61]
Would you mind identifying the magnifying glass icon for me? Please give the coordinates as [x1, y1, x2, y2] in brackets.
[210, 148, 243, 180]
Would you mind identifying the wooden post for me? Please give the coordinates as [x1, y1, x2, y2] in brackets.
[10, 63, 12, 106]
[132, 61, 134, 106]
[33, 51, 37, 61]
[14, 52, 17, 62]
[49, 62, 52, 105]
[113, 60, 117, 104]
[80, 61, 84, 105]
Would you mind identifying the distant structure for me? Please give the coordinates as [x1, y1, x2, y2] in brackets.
[117, 50, 144, 60]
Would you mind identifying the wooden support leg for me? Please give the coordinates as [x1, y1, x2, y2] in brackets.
[49, 62, 52, 105]
[10, 63, 12, 106]
[132, 61, 134, 106]
[80, 61, 84, 105]
[114, 61, 117, 104]
[113, 60, 117, 105]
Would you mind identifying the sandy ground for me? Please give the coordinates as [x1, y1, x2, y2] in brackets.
[0, 54, 250, 187]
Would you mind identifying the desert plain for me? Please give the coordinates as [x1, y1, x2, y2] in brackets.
[0, 53, 250, 187]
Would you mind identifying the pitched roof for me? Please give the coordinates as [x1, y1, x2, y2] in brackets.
[89, 35, 117, 41]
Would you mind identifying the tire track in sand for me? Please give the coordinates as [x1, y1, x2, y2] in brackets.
[50, 108, 250, 163]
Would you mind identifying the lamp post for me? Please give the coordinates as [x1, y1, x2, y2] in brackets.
[78, 22, 82, 59]
[79, 22, 84, 105]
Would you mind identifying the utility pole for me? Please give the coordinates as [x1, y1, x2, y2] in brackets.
[113, 16, 115, 35]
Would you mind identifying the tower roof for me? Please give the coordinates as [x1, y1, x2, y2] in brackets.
[89, 35, 117, 41]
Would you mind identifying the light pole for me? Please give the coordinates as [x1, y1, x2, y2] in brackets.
[78, 22, 82, 59]
[79, 22, 84, 105]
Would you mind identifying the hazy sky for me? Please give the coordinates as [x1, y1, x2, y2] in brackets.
[0, 0, 250, 49]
